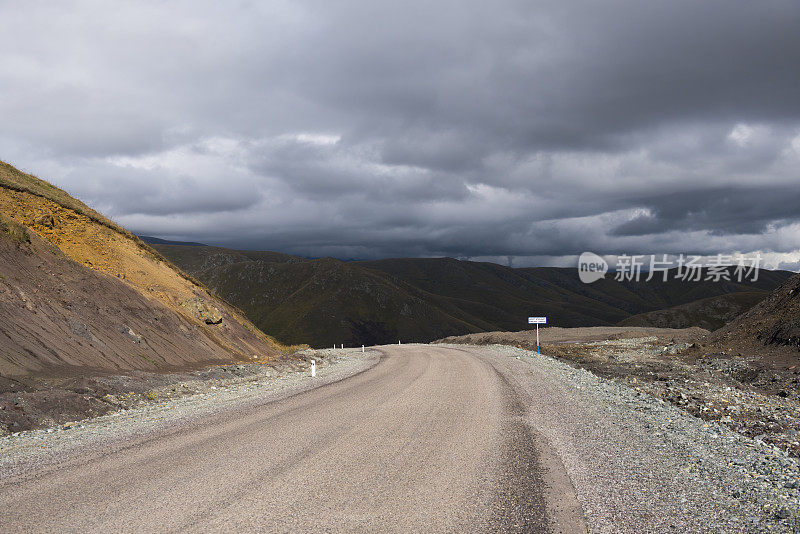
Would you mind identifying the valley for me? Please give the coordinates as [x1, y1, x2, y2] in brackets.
[1, 160, 799, 532]
[152, 240, 792, 348]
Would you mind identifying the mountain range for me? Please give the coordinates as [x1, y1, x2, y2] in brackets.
[150, 241, 793, 347]
[1, 152, 792, 374]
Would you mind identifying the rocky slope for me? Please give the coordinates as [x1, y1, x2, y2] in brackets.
[0, 160, 285, 379]
[712, 273, 800, 352]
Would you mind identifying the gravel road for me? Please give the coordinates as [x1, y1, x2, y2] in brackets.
[2, 344, 798, 532]
[0, 345, 581, 533]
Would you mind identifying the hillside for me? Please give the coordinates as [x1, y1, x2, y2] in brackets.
[617, 291, 769, 331]
[153, 243, 793, 348]
[0, 161, 285, 378]
[358, 258, 789, 325]
[151, 245, 483, 347]
[711, 273, 800, 356]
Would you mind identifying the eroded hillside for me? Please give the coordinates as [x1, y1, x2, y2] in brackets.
[708, 273, 800, 371]
[0, 161, 285, 377]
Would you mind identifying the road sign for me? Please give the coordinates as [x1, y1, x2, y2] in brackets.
[528, 317, 546, 356]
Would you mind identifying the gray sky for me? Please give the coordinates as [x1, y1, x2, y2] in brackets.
[2, 0, 800, 267]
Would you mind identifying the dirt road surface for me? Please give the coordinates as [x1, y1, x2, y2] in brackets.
[0, 345, 583, 533]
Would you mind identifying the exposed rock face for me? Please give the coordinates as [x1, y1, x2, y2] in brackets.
[0, 231, 263, 376]
[0, 159, 284, 377]
[182, 298, 224, 325]
[117, 324, 144, 344]
[68, 320, 93, 340]
[34, 212, 54, 228]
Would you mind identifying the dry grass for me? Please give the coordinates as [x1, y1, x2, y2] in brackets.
[0, 214, 30, 244]
[0, 161, 129, 234]
[0, 160, 207, 288]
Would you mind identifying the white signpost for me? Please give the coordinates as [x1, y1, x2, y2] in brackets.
[528, 316, 547, 355]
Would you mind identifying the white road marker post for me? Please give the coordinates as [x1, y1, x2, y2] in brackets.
[528, 316, 547, 356]
[362, 345, 365, 353]
[311, 359, 316, 377]
[341, 344, 344, 349]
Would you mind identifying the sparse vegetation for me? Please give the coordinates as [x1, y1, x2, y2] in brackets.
[155, 243, 795, 348]
[0, 161, 126, 234]
[136, 353, 160, 367]
[0, 159, 289, 355]
[0, 160, 208, 288]
[142, 391, 157, 401]
[0, 160, 287, 385]
[0, 214, 30, 244]
[617, 291, 770, 330]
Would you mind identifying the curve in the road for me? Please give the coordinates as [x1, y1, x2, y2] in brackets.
[0, 345, 584, 533]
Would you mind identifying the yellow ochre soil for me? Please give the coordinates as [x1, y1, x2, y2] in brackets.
[0, 187, 198, 306]
[0, 161, 292, 376]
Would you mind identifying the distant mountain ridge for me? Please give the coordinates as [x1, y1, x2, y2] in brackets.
[139, 235, 208, 247]
[153, 243, 794, 348]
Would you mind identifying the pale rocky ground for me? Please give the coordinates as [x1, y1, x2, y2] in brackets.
[473, 343, 800, 533]
[441, 327, 800, 458]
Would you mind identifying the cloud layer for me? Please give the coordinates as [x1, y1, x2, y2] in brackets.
[2, 0, 799, 267]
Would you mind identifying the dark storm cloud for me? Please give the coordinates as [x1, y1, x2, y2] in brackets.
[611, 186, 800, 237]
[1, 0, 800, 267]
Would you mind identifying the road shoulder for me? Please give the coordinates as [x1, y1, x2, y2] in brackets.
[0, 348, 379, 481]
[441, 343, 800, 533]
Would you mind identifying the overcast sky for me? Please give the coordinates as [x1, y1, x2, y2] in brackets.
[2, 1, 800, 268]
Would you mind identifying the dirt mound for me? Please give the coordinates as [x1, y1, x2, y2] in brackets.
[710, 273, 800, 362]
[0, 160, 287, 378]
[719, 274, 800, 346]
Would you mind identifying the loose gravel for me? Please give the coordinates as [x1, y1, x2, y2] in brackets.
[0, 348, 377, 478]
[469, 343, 800, 533]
